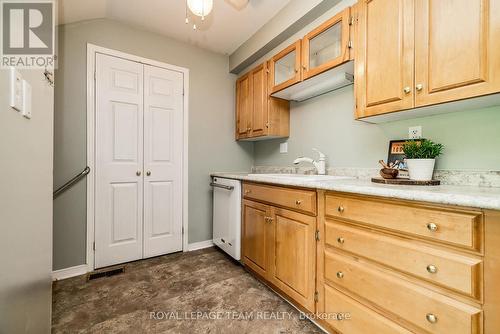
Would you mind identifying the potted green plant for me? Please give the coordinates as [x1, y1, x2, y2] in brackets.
[402, 139, 444, 181]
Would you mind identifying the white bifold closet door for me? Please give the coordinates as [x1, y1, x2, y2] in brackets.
[95, 53, 183, 269]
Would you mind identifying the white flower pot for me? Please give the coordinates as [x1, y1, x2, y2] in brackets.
[406, 159, 436, 181]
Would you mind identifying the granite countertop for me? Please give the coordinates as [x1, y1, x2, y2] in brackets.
[211, 172, 500, 211]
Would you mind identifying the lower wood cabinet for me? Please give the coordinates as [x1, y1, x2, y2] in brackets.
[242, 183, 317, 312]
[241, 184, 500, 333]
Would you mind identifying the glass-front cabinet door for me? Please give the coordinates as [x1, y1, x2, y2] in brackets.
[269, 40, 302, 93]
[302, 8, 351, 80]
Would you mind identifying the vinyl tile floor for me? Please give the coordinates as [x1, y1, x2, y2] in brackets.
[52, 247, 322, 333]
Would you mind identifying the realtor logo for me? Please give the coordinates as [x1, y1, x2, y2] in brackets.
[1, 0, 55, 68]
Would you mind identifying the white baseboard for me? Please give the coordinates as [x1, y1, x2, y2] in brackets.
[187, 240, 214, 251]
[52, 264, 89, 281]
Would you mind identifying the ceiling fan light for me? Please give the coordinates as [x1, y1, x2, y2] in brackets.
[187, 0, 213, 17]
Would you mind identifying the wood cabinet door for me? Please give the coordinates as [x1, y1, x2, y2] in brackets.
[302, 8, 351, 80]
[242, 200, 272, 279]
[236, 74, 251, 139]
[269, 40, 302, 94]
[250, 63, 268, 137]
[355, 0, 415, 118]
[269, 207, 316, 312]
[414, 0, 500, 107]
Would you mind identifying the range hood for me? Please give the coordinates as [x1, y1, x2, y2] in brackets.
[271, 60, 354, 102]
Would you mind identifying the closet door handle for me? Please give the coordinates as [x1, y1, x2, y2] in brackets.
[136, 171, 141, 176]
[146, 171, 151, 176]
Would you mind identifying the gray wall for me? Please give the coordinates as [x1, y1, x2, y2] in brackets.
[0, 69, 53, 332]
[254, 88, 500, 170]
[54, 19, 253, 270]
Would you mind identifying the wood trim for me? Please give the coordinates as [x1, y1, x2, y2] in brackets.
[52, 264, 89, 281]
[316, 190, 326, 316]
[269, 40, 302, 94]
[483, 210, 500, 333]
[302, 8, 351, 80]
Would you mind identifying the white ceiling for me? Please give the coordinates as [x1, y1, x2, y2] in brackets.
[58, 0, 291, 55]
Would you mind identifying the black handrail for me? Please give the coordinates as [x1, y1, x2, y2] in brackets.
[53, 166, 90, 199]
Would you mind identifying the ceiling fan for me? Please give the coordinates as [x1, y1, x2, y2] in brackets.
[186, 0, 249, 30]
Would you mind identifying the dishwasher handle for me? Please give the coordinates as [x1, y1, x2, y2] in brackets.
[210, 182, 234, 191]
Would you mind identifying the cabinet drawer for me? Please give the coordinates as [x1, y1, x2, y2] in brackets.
[325, 194, 483, 251]
[243, 183, 316, 215]
[325, 250, 482, 334]
[325, 220, 483, 299]
[324, 285, 412, 334]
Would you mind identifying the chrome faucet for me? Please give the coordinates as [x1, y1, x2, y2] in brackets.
[293, 149, 326, 175]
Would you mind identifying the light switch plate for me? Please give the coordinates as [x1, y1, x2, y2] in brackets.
[409, 126, 422, 139]
[9, 67, 23, 112]
[280, 142, 288, 153]
[22, 79, 32, 119]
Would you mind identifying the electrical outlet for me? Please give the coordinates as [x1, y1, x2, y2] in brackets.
[279, 142, 288, 153]
[409, 126, 422, 139]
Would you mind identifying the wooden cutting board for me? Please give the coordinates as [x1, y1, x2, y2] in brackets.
[371, 177, 440, 186]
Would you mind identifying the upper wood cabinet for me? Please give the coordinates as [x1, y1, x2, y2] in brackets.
[302, 8, 351, 80]
[355, 0, 415, 118]
[236, 73, 251, 138]
[235, 62, 290, 141]
[414, 0, 500, 107]
[355, 0, 500, 119]
[269, 40, 302, 94]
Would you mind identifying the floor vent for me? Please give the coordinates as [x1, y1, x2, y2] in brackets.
[87, 267, 125, 281]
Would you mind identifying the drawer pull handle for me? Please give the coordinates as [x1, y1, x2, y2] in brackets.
[427, 223, 438, 232]
[336, 271, 344, 279]
[426, 265, 438, 274]
[337, 206, 345, 213]
[337, 237, 345, 244]
[426, 313, 438, 324]
[295, 200, 302, 205]
[244, 189, 251, 194]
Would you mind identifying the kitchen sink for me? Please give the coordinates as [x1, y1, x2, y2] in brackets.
[247, 174, 354, 181]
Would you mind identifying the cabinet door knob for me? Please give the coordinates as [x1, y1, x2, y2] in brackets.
[336, 271, 344, 279]
[403, 86, 411, 94]
[337, 206, 345, 213]
[426, 313, 438, 324]
[427, 223, 438, 232]
[337, 237, 345, 244]
[136, 171, 141, 176]
[295, 200, 302, 205]
[295, 68, 299, 73]
[146, 171, 151, 176]
[416, 83, 424, 91]
[426, 264, 438, 274]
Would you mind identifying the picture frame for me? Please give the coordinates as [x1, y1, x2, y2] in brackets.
[387, 139, 424, 178]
